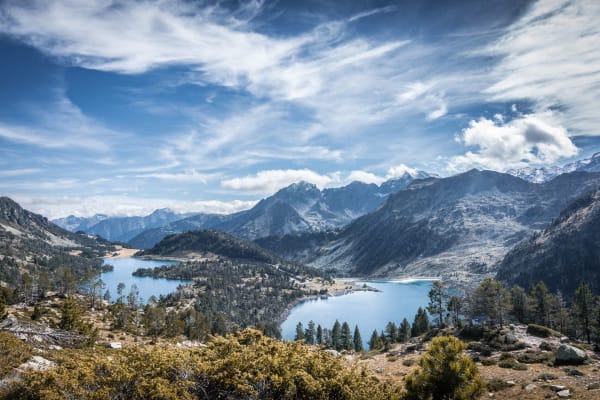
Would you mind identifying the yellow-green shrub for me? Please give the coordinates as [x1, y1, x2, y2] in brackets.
[404, 335, 485, 400]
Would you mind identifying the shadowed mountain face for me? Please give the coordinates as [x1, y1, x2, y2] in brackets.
[497, 189, 600, 296]
[129, 173, 433, 249]
[0, 196, 113, 288]
[138, 229, 282, 265]
[257, 171, 600, 283]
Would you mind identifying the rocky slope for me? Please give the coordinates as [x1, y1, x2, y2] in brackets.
[257, 171, 600, 283]
[497, 189, 600, 295]
[0, 196, 114, 288]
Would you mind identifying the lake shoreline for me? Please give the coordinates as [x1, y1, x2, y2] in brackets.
[279, 278, 437, 342]
[278, 279, 379, 326]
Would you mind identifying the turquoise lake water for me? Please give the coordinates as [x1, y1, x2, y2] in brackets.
[101, 258, 190, 304]
[281, 280, 434, 348]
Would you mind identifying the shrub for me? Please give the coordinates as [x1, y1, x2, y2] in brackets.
[404, 336, 485, 400]
[3, 329, 403, 400]
[517, 351, 551, 364]
[526, 324, 559, 338]
[0, 332, 32, 378]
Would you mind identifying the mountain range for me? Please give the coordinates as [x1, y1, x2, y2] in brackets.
[506, 152, 600, 183]
[256, 170, 600, 284]
[128, 172, 434, 248]
[54, 209, 196, 243]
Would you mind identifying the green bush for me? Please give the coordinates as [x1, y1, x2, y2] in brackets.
[3, 329, 402, 400]
[0, 332, 32, 378]
[526, 324, 559, 338]
[404, 336, 485, 400]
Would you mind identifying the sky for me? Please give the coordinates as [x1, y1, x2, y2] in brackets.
[1, 0, 599, 219]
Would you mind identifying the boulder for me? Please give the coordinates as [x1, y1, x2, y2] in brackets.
[556, 389, 570, 398]
[555, 344, 587, 365]
[505, 333, 518, 344]
[107, 342, 122, 349]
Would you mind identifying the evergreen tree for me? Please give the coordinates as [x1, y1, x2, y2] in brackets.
[305, 320, 316, 345]
[446, 295, 463, 328]
[316, 324, 323, 345]
[295, 322, 305, 341]
[340, 321, 353, 351]
[103, 289, 111, 303]
[412, 307, 430, 337]
[59, 294, 83, 331]
[384, 321, 398, 343]
[574, 281, 594, 343]
[116, 282, 126, 305]
[368, 329, 383, 350]
[211, 314, 227, 336]
[404, 336, 485, 400]
[331, 320, 342, 351]
[470, 278, 511, 327]
[531, 281, 551, 326]
[427, 281, 447, 327]
[510, 285, 529, 323]
[353, 325, 363, 352]
[398, 318, 411, 343]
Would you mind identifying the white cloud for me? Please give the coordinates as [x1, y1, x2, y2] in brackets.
[0, 94, 116, 151]
[0, 0, 450, 143]
[348, 6, 398, 23]
[448, 111, 579, 171]
[484, 0, 600, 135]
[347, 170, 384, 185]
[221, 169, 341, 194]
[136, 169, 213, 184]
[14, 195, 257, 220]
[386, 164, 421, 179]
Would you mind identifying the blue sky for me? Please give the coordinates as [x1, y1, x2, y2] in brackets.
[1, 0, 599, 218]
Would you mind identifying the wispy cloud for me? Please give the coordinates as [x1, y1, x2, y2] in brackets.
[483, 0, 600, 135]
[349, 6, 398, 23]
[0, 94, 116, 151]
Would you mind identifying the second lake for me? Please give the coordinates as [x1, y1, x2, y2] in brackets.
[281, 280, 434, 348]
[101, 258, 190, 304]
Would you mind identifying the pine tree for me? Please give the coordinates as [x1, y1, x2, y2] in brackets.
[353, 325, 363, 352]
[404, 336, 485, 400]
[427, 281, 447, 327]
[340, 321, 353, 350]
[471, 278, 511, 327]
[510, 285, 529, 323]
[531, 281, 551, 326]
[399, 318, 411, 343]
[384, 321, 398, 343]
[331, 320, 342, 351]
[316, 324, 323, 345]
[295, 322, 305, 341]
[59, 294, 83, 331]
[574, 281, 594, 343]
[446, 295, 463, 328]
[412, 307, 430, 337]
[368, 329, 383, 350]
[305, 320, 315, 345]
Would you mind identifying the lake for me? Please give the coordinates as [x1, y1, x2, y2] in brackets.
[281, 280, 434, 348]
[100, 258, 190, 304]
